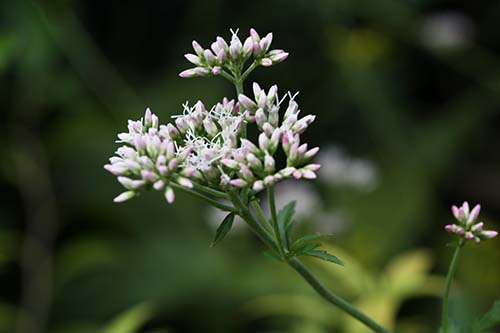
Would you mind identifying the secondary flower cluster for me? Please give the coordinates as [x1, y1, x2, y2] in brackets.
[105, 84, 320, 203]
[179, 28, 288, 78]
[445, 201, 498, 243]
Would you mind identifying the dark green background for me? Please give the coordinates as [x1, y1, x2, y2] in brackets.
[1, 1, 499, 332]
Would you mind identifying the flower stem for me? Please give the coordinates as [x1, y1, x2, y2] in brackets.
[169, 183, 235, 212]
[286, 257, 391, 333]
[250, 200, 274, 234]
[441, 238, 465, 333]
[268, 186, 286, 257]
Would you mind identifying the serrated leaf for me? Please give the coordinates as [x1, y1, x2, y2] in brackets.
[304, 250, 344, 266]
[292, 233, 333, 250]
[293, 243, 322, 255]
[479, 299, 500, 331]
[277, 201, 296, 249]
[210, 213, 235, 247]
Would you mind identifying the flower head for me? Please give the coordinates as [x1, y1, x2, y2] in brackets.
[179, 28, 288, 78]
[445, 201, 497, 243]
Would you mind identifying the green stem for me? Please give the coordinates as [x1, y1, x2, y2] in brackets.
[250, 200, 274, 234]
[268, 186, 285, 257]
[169, 182, 235, 212]
[219, 70, 235, 83]
[241, 61, 259, 82]
[228, 191, 279, 254]
[192, 181, 230, 199]
[287, 257, 390, 333]
[441, 238, 465, 333]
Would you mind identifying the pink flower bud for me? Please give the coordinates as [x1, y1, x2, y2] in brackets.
[192, 40, 204, 56]
[253, 180, 264, 192]
[302, 170, 317, 179]
[211, 66, 221, 75]
[270, 51, 289, 64]
[250, 28, 260, 41]
[444, 224, 455, 233]
[243, 37, 253, 57]
[293, 170, 302, 180]
[203, 49, 216, 65]
[230, 179, 247, 188]
[177, 177, 193, 189]
[260, 58, 272, 67]
[165, 186, 175, 203]
[238, 94, 257, 110]
[451, 205, 459, 219]
[471, 222, 483, 232]
[465, 232, 474, 240]
[184, 53, 202, 66]
[467, 204, 481, 224]
[481, 230, 498, 239]
[304, 147, 320, 160]
[153, 180, 165, 190]
[114, 191, 136, 203]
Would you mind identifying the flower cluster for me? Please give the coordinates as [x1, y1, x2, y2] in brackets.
[105, 84, 320, 202]
[179, 28, 288, 78]
[445, 201, 498, 242]
[104, 108, 194, 203]
[223, 83, 320, 191]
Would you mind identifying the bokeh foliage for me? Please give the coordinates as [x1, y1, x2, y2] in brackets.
[1, 0, 499, 332]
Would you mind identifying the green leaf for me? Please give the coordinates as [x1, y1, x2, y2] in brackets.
[277, 201, 296, 248]
[479, 299, 500, 331]
[101, 302, 154, 333]
[304, 250, 344, 266]
[293, 243, 322, 255]
[210, 213, 235, 247]
[292, 233, 333, 250]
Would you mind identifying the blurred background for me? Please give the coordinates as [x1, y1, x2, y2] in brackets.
[1, 0, 500, 332]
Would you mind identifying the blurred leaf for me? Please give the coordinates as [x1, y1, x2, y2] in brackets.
[101, 302, 155, 333]
[0, 229, 18, 265]
[210, 212, 235, 247]
[479, 299, 500, 331]
[0, 303, 16, 332]
[0, 34, 17, 72]
[303, 250, 344, 266]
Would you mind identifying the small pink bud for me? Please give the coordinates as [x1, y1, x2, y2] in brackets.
[302, 170, 317, 179]
[238, 94, 257, 110]
[252, 180, 264, 192]
[192, 40, 204, 56]
[177, 177, 193, 189]
[184, 53, 202, 66]
[444, 224, 455, 233]
[165, 186, 175, 203]
[467, 204, 481, 224]
[114, 191, 135, 203]
[471, 222, 483, 232]
[293, 170, 302, 180]
[212, 66, 221, 75]
[451, 205, 459, 219]
[481, 230, 498, 239]
[465, 232, 474, 240]
[250, 28, 260, 41]
[153, 180, 165, 190]
[230, 179, 247, 188]
[260, 58, 272, 67]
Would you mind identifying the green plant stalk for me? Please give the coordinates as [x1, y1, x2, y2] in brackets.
[169, 183, 235, 212]
[286, 256, 391, 333]
[441, 238, 465, 333]
[229, 65, 391, 333]
[251, 200, 274, 234]
[268, 186, 286, 257]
